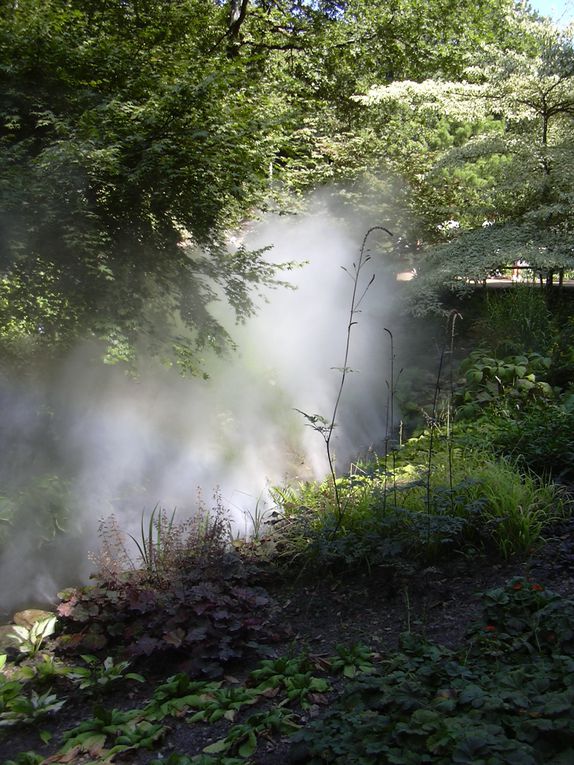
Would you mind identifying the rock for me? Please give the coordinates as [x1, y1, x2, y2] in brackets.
[13, 609, 55, 628]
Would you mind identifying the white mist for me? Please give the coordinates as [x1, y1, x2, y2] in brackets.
[0, 198, 400, 614]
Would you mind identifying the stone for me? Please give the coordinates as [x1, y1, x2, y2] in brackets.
[13, 609, 55, 628]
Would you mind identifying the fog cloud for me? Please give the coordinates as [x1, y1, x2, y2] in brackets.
[0, 196, 400, 615]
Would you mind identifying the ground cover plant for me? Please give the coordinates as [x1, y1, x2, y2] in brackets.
[451, 392, 574, 483]
[295, 578, 574, 765]
[455, 350, 554, 420]
[0, 456, 572, 762]
[472, 285, 556, 357]
[4, 574, 574, 764]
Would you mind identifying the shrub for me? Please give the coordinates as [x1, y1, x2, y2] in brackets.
[455, 350, 554, 420]
[455, 398, 574, 481]
[56, 506, 277, 677]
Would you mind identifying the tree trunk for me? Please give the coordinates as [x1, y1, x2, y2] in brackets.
[228, 0, 249, 55]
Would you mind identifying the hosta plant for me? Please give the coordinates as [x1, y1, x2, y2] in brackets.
[0, 688, 66, 727]
[68, 654, 145, 692]
[10, 617, 57, 658]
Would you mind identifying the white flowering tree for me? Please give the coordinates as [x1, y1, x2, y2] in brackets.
[353, 15, 574, 311]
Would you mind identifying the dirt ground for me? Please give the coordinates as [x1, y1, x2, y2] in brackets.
[3, 516, 574, 764]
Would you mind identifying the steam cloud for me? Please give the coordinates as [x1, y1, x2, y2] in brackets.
[0, 198, 400, 615]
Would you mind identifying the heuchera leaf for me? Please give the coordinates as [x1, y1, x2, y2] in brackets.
[132, 635, 161, 656]
[186, 627, 209, 642]
[126, 588, 158, 612]
[54, 558, 275, 676]
[57, 601, 76, 618]
[163, 629, 186, 648]
[81, 631, 108, 651]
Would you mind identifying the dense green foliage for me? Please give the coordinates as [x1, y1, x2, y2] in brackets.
[0, 0, 286, 367]
[0, 0, 538, 366]
[353, 14, 574, 309]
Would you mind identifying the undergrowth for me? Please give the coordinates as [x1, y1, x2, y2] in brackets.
[56, 504, 277, 677]
[270, 438, 563, 571]
[4, 578, 574, 765]
[295, 578, 574, 765]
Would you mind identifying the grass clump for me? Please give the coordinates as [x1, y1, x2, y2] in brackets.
[476, 284, 556, 356]
[469, 458, 562, 558]
[271, 438, 563, 571]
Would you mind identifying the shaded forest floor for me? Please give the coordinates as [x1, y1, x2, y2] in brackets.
[3, 512, 574, 765]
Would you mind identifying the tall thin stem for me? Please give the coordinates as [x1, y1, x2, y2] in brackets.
[426, 346, 445, 542]
[326, 226, 392, 531]
[447, 311, 462, 504]
[384, 327, 399, 506]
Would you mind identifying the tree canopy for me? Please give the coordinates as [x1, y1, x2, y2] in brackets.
[0, 0, 285, 369]
[352, 12, 574, 311]
[0, 0, 559, 365]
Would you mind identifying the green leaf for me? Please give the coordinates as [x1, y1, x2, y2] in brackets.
[466, 369, 484, 384]
[459, 684, 486, 707]
[126, 673, 145, 683]
[203, 739, 229, 754]
[238, 731, 257, 758]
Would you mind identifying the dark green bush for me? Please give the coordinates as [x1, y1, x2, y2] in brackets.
[455, 351, 554, 420]
[457, 402, 574, 480]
